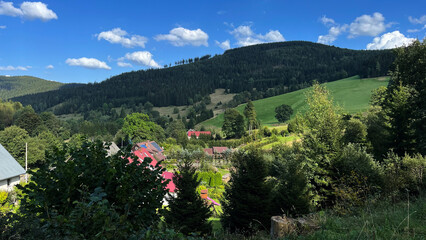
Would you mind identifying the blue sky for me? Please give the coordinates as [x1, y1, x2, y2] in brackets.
[0, 0, 425, 83]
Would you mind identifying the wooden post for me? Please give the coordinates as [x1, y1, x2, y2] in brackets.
[25, 142, 28, 183]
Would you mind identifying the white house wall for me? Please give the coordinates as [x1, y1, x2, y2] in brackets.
[0, 175, 21, 191]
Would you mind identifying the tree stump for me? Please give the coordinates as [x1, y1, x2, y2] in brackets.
[270, 216, 297, 238]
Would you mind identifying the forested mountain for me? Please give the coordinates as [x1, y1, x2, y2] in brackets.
[0, 75, 64, 100]
[13, 41, 395, 114]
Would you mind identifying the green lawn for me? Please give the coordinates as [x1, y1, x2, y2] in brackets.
[200, 76, 389, 129]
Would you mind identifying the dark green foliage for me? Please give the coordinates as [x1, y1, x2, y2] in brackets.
[243, 100, 259, 133]
[221, 148, 271, 234]
[13, 141, 168, 239]
[390, 40, 426, 154]
[382, 152, 426, 199]
[164, 158, 212, 236]
[13, 106, 43, 136]
[334, 144, 383, 189]
[269, 145, 311, 216]
[275, 104, 293, 123]
[13, 42, 394, 115]
[222, 109, 245, 139]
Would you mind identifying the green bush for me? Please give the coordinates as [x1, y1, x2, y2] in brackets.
[334, 143, 383, 189]
[382, 152, 426, 199]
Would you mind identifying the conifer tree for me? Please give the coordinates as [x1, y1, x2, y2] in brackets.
[243, 100, 258, 135]
[221, 148, 271, 234]
[164, 156, 212, 235]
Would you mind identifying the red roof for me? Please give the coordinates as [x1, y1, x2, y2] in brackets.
[162, 171, 176, 193]
[213, 147, 229, 154]
[203, 148, 214, 156]
[133, 148, 158, 167]
[187, 131, 211, 137]
[128, 149, 175, 193]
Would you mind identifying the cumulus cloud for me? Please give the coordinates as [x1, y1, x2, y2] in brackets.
[0, 65, 28, 71]
[46, 64, 54, 69]
[119, 51, 160, 68]
[317, 16, 347, 44]
[409, 15, 426, 25]
[349, 12, 387, 37]
[97, 28, 148, 48]
[318, 12, 391, 44]
[318, 25, 348, 44]
[366, 31, 415, 50]
[65, 57, 111, 70]
[155, 27, 209, 47]
[117, 62, 133, 67]
[230, 25, 285, 47]
[215, 40, 231, 50]
[0, 1, 57, 21]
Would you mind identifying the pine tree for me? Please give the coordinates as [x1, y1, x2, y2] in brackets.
[164, 157, 212, 235]
[243, 100, 258, 135]
[221, 148, 271, 234]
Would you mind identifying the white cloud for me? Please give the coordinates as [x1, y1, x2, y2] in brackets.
[366, 31, 416, 50]
[97, 28, 148, 48]
[0, 1, 22, 16]
[155, 27, 209, 47]
[349, 12, 387, 37]
[0, 65, 28, 71]
[46, 64, 54, 69]
[20, 2, 57, 21]
[320, 16, 335, 26]
[230, 25, 285, 47]
[318, 25, 348, 44]
[117, 62, 133, 67]
[0, 25, 5, 29]
[215, 40, 230, 50]
[409, 15, 426, 25]
[0, 1, 57, 21]
[120, 51, 160, 68]
[65, 57, 111, 70]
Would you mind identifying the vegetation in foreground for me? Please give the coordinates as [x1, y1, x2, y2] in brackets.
[0, 41, 425, 239]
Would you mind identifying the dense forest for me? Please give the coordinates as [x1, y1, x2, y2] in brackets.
[13, 41, 395, 114]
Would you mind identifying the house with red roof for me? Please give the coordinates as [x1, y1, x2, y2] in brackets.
[203, 147, 230, 159]
[133, 140, 166, 161]
[187, 129, 211, 139]
[129, 147, 176, 193]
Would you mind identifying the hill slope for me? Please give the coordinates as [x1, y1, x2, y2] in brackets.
[0, 75, 64, 100]
[200, 76, 389, 128]
[13, 41, 395, 115]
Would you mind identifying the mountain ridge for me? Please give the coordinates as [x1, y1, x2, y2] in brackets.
[12, 41, 395, 114]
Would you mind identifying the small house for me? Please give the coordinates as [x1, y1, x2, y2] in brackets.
[187, 129, 211, 139]
[203, 147, 230, 159]
[0, 144, 25, 191]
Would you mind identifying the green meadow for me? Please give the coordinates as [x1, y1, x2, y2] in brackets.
[200, 76, 389, 129]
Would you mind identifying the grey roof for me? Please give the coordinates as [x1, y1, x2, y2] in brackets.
[0, 144, 26, 181]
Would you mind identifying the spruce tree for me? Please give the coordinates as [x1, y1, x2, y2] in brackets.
[243, 100, 258, 135]
[164, 157, 212, 235]
[221, 148, 271, 234]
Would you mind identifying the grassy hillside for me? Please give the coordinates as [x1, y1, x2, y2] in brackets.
[0, 75, 63, 100]
[200, 76, 389, 129]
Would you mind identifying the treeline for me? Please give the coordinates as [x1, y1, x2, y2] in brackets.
[14, 41, 394, 115]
